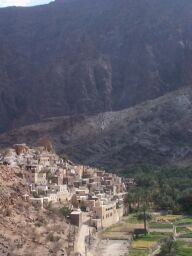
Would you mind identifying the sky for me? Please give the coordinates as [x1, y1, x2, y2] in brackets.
[0, 0, 53, 7]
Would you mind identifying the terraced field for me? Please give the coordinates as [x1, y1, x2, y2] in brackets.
[177, 241, 192, 256]
[98, 214, 192, 256]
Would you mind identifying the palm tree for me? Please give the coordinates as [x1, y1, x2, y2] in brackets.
[137, 188, 151, 235]
[124, 189, 136, 214]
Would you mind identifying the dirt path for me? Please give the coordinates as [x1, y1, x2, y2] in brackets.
[75, 224, 94, 256]
[75, 213, 130, 256]
[94, 240, 130, 256]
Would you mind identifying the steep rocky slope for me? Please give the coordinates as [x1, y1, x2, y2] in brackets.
[0, 0, 192, 131]
[1, 87, 192, 169]
[0, 165, 69, 255]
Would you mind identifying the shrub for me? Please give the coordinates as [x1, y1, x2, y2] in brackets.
[4, 208, 12, 217]
[35, 222, 43, 227]
[47, 232, 61, 242]
[80, 205, 87, 212]
[60, 206, 71, 218]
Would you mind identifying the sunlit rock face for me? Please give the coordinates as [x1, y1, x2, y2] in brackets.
[0, 0, 192, 132]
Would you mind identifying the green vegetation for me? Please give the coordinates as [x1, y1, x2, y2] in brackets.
[180, 233, 192, 238]
[124, 166, 192, 215]
[128, 213, 192, 253]
[123, 166, 192, 255]
[176, 226, 189, 233]
[177, 241, 192, 256]
[150, 231, 172, 238]
[129, 249, 148, 256]
[100, 215, 144, 240]
[124, 214, 143, 224]
[59, 206, 71, 218]
[175, 218, 192, 226]
[134, 232, 168, 241]
[159, 238, 178, 256]
[149, 222, 173, 229]
[127, 215, 173, 255]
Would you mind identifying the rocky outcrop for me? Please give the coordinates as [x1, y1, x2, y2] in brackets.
[0, 0, 192, 131]
[1, 87, 192, 169]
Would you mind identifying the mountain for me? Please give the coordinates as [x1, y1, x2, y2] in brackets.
[0, 0, 192, 132]
[1, 87, 192, 169]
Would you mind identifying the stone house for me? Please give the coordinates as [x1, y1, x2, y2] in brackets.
[48, 185, 69, 202]
[29, 169, 47, 185]
[92, 200, 124, 228]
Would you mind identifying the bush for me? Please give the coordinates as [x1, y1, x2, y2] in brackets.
[4, 208, 12, 217]
[60, 206, 71, 218]
[47, 232, 61, 242]
[35, 222, 43, 227]
[80, 205, 87, 212]
[159, 237, 178, 256]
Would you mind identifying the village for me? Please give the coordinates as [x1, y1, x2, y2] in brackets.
[1, 143, 192, 256]
[0, 143, 133, 255]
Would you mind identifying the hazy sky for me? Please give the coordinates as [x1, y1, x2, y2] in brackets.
[0, 0, 53, 7]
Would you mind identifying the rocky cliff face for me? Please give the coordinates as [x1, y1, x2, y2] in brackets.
[1, 87, 192, 169]
[0, 0, 192, 132]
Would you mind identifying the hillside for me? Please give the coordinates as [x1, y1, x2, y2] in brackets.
[0, 0, 192, 132]
[0, 165, 69, 255]
[1, 87, 192, 170]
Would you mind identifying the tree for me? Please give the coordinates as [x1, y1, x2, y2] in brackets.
[178, 193, 192, 214]
[60, 206, 71, 219]
[137, 204, 148, 236]
[124, 189, 136, 214]
[137, 188, 151, 236]
[159, 238, 178, 256]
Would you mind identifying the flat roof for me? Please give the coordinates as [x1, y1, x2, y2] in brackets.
[71, 211, 82, 215]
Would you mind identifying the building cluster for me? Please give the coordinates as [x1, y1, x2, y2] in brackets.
[0, 143, 127, 229]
